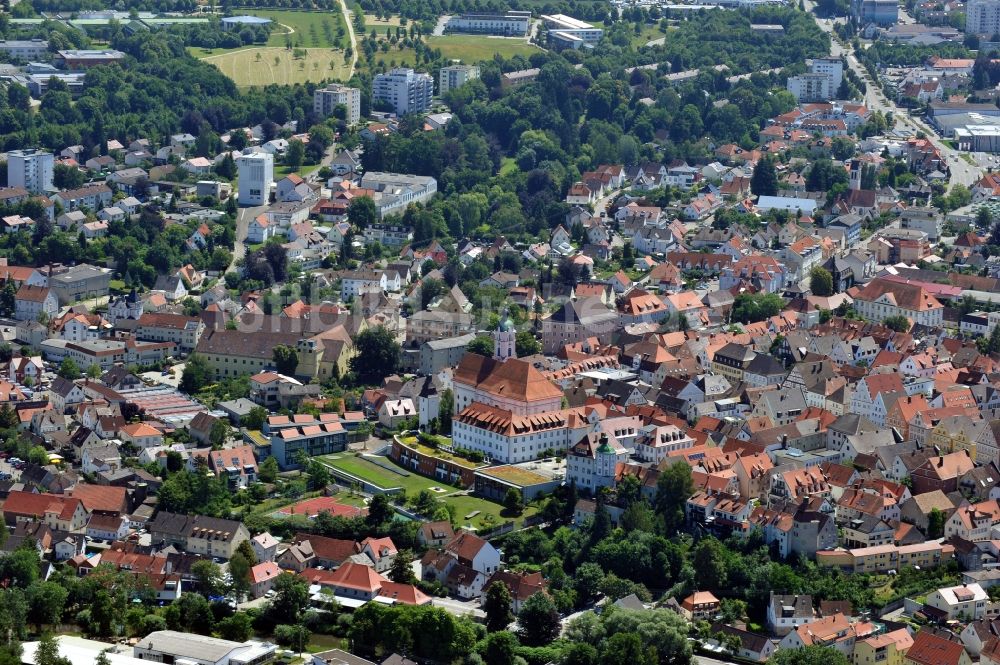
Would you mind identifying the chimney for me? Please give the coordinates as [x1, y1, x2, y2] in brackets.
[938, 456, 944, 468]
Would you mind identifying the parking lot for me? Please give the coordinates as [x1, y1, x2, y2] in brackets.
[0, 456, 23, 481]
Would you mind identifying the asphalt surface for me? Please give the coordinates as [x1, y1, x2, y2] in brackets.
[806, 7, 983, 188]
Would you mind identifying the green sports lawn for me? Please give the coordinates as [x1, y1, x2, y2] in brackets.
[321, 454, 537, 530]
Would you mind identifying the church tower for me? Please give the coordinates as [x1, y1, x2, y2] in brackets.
[493, 311, 515, 360]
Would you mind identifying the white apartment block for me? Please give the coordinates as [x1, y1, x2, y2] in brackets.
[7, 149, 53, 194]
[810, 58, 844, 92]
[0, 39, 49, 61]
[439, 64, 481, 95]
[236, 152, 273, 206]
[446, 11, 531, 35]
[787, 74, 834, 103]
[969, 0, 1000, 35]
[372, 68, 433, 115]
[313, 83, 361, 125]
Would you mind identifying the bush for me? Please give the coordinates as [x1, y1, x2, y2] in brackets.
[274, 623, 310, 648]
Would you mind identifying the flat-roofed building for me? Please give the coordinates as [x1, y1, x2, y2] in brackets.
[54, 49, 126, 69]
[0, 39, 49, 60]
[541, 14, 603, 48]
[134, 631, 276, 665]
[439, 64, 481, 94]
[313, 83, 361, 125]
[446, 11, 531, 35]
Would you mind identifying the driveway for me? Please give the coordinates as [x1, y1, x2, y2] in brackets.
[432, 15, 452, 36]
[432, 596, 485, 618]
[229, 203, 269, 271]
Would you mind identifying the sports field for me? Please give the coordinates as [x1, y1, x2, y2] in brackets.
[193, 46, 351, 87]
[425, 34, 540, 62]
[320, 453, 538, 530]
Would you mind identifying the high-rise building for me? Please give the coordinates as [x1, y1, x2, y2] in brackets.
[7, 149, 53, 194]
[236, 152, 273, 207]
[810, 58, 843, 93]
[372, 68, 433, 116]
[786, 59, 844, 102]
[439, 64, 480, 95]
[313, 83, 361, 125]
[850, 0, 898, 25]
[968, 0, 1000, 35]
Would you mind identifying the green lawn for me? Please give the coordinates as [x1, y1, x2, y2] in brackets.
[242, 9, 350, 49]
[322, 453, 436, 494]
[631, 23, 667, 46]
[425, 34, 540, 63]
[397, 436, 482, 469]
[321, 453, 536, 530]
[192, 46, 351, 87]
[362, 13, 405, 29]
[363, 46, 419, 70]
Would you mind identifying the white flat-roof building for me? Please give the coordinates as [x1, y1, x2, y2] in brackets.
[541, 14, 603, 49]
[313, 83, 361, 125]
[23, 637, 149, 665]
[236, 152, 273, 206]
[446, 11, 531, 35]
[359, 171, 438, 217]
[787, 73, 835, 103]
[955, 124, 1000, 152]
[755, 195, 819, 216]
[7, 149, 53, 194]
[0, 39, 49, 61]
[372, 68, 433, 115]
[134, 631, 277, 665]
[439, 64, 480, 95]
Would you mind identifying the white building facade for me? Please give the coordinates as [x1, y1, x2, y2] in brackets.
[236, 153, 274, 206]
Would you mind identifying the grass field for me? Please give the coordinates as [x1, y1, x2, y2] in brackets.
[632, 23, 667, 46]
[192, 46, 351, 87]
[321, 453, 537, 530]
[243, 9, 350, 49]
[362, 12, 404, 28]
[426, 34, 540, 62]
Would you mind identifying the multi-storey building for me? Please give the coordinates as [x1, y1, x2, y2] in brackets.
[372, 68, 433, 115]
[446, 11, 530, 35]
[969, 0, 1000, 34]
[7, 149, 54, 194]
[439, 64, 481, 94]
[236, 152, 273, 206]
[313, 83, 361, 125]
[0, 39, 49, 61]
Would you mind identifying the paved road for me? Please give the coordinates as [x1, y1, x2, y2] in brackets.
[339, 0, 358, 78]
[229, 203, 269, 271]
[806, 8, 982, 188]
[432, 15, 452, 36]
[433, 596, 485, 618]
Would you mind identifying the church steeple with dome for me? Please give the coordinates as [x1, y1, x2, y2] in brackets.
[493, 310, 515, 360]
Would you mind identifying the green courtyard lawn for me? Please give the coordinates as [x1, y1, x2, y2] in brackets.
[320, 453, 537, 530]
